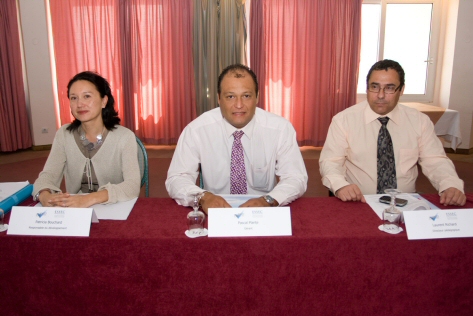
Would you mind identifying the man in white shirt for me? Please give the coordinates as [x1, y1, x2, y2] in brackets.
[319, 59, 466, 206]
[166, 64, 308, 212]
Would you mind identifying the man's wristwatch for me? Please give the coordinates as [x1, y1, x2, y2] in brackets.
[263, 195, 277, 206]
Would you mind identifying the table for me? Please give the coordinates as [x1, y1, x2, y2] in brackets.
[2, 195, 473, 316]
[404, 102, 462, 150]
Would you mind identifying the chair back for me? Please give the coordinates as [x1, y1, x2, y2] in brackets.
[136, 136, 149, 197]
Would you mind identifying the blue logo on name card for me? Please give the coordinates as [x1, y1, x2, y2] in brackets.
[37, 211, 47, 218]
[429, 214, 439, 221]
[234, 211, 244, 219]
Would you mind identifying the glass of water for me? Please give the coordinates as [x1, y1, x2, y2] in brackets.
[186, 194, 206, 232]
[382, 189, 402, 234]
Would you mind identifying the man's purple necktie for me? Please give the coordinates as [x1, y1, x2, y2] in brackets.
[230, 131, 247, 194]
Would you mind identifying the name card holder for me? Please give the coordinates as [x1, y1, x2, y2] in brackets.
[208, 207, 292, 237]
[404, 209, 473, 240]
[7, 206, 99, 237]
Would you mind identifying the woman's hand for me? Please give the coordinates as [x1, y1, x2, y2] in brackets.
[42, 190, 108, 208]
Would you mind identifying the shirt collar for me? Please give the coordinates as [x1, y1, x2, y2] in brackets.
[364, 101, 401, 125]
[223, 114, 256, 139]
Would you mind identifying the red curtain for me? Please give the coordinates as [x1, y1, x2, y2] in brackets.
[49, 0, 196, 144]
[0, 0, 32, 152]
[50, 0, 124, 126]
[119, 0, 196, 143]
[250, 0, 362, 146]
[49, 0, 360, 146]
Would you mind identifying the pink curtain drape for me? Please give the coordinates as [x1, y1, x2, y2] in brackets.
[0, 0, 32, 152]
[250, 0, 362, 146]
[50, 0, 124, 126]
[120, 0, 196, 143]
[50, 0, 195, 144]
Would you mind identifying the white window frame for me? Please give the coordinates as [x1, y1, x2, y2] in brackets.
[359, 0, 441, 103]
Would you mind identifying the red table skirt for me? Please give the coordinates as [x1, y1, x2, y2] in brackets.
[1, 194, 473, 315]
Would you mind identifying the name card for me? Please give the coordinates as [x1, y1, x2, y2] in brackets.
[7, 206, 99, 237]
[404, 209, 473, 240]
[208, 207, 292, 237]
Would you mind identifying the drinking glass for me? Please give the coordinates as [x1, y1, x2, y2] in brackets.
[0, 208, 7, 232]
[186, 194, 206, 233]
[382, 189, 402, 233]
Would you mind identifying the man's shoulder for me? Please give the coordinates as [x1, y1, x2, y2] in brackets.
[176, 108, 225, 140]
[397, 103, 428, 116]
[187, 108, 222, 129]
[396, 103, 433, 124]
[333, 101, 367, 120]
[254, 107, 293, 128]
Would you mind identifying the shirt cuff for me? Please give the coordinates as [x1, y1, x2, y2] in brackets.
[438, 178, 464, 194]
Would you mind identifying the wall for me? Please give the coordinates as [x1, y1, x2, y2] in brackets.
[438, 0, 473, 151]
[447, 0, 473, 150]
[437, 0, 457, 108]
[18, 0, 57, 146]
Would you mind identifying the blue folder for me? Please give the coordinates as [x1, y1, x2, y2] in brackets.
[0, 184, 34, 214]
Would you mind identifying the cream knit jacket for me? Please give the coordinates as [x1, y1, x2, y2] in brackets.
[33, 124, 141, 204]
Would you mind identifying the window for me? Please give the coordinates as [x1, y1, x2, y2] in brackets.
[357, 0, 440, 102]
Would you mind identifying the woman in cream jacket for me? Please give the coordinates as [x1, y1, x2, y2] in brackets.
[33, 71, 140, 208]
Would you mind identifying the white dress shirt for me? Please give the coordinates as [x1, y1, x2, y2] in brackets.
[166, 107, 308, 206]
[319, 101, 464, 195]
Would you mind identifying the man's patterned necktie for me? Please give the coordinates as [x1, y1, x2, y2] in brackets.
[230, 131, 247, 194]
[377, 117, 397, 194]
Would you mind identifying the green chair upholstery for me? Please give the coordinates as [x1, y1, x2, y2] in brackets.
[136, 136, 149, 197]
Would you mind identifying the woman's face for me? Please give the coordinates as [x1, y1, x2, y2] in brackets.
[69, 80, 107, 125]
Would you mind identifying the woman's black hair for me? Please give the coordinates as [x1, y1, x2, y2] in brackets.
[66, 71, 120, 132]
